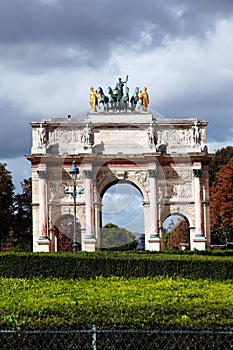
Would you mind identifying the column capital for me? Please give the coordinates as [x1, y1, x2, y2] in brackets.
[148, 169, 157, 178]
[193, 162, 202, 178]
[37, 170, 47, 179]
[193, 169, 202, 178]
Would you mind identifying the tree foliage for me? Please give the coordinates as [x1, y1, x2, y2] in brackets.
[12, 178, 32, 251]
[102, 223, 136, 249]
[164, 220, 189, 250]
[170, 220, 189, 249]
[210, 158, 233, 244]
[0, 163, 30, 251]
[0, 163, 14, 251]
[209, 146, 233, 188]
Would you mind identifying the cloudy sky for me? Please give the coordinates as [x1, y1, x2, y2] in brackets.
[1, 0, 233, 198]
[102, 182, 144, 234]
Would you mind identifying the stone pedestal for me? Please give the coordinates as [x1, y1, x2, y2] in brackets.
[83, 237, 97, 251]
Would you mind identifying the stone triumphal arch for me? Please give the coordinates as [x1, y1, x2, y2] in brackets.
[26, 85, 211, 252]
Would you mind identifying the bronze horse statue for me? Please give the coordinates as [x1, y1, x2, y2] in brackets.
[107, 87, 117, 111]
[97, 87, 109, 111]
[130, 87, 139, 111]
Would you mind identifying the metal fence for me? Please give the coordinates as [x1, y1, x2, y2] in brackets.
[0, 327, 233, 349]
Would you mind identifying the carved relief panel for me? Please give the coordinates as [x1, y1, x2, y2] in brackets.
[158, 167, 194, 202]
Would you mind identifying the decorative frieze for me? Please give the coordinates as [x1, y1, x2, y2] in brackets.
[49, 183, 66, 200]
[158, 182, 193, 201]
[161, 168, 193, 180]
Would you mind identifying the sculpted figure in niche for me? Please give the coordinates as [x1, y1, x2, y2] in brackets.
[89, 87, 98, 112]
[140, 87, 149, 112]
[38, 124, 47, 147]
[147, 122, 157, 147]
[192, 118, 200, 144]
[82, 123, 93, 146]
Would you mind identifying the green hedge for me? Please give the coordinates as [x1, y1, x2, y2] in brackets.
[0, 251, 233, 280]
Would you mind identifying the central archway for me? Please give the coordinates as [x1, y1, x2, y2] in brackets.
[101, 180, 144, 249]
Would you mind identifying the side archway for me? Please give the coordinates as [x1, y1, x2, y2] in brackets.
[54, 214, 81, 252]
[162, 214, 190, 250]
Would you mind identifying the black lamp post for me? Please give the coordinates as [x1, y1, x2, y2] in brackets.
[68, 161, 79, 252]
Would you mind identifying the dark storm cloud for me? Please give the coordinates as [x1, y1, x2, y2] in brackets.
[0, 101, 31, 158]
[1, 0, 233, 71]
[0, 0, 232, 161]
[157, 80, 233, 143]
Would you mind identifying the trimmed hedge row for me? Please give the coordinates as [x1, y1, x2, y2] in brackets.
[0, 251, 233, 280]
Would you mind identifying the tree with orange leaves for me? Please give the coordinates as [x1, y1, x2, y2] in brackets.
[210, 157, 233, 244]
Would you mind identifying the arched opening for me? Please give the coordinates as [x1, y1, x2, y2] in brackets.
[101, 180, 144, 249]
[162, 214, 190, 250]
[54, 214, 81, 252]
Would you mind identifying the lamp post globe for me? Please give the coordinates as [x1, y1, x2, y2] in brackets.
[69, 161, 79, 180]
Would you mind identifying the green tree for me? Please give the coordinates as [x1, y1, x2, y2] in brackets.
[12, 178, 32, 251]
[0, 163, 14, 251]
[101, 223, 136, 249]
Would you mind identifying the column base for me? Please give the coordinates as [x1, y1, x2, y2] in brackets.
[146, 236, 161, 251]
[37, 236, 50, 243]
[149, 233, 160, 239]
[192, 237, 206, 250]
[36, 236, 50, 252]
[194, 233, 206, 239]
[83, 236, 96, 252]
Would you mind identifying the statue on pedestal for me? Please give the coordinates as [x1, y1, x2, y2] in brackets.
[89, 87, 98, 112]
[140, 87, 149, 112]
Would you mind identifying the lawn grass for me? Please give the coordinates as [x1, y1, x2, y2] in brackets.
[1, 276, 233, 329]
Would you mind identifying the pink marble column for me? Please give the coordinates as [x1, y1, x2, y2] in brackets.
[93, 188, 102, 249]
[84, 170, 94, 239]
[37, 168, 48, 239]
[193, 165, 204, 238]
[148, 168, 159, 238]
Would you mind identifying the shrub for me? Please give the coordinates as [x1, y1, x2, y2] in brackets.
[0, 251, 233, 280]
